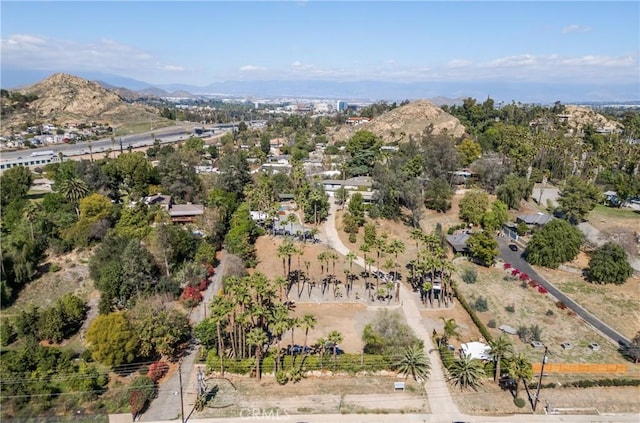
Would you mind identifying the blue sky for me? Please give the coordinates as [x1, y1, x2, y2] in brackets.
[1, 1, 639, 89]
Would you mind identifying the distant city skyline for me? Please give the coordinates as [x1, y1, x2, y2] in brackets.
[1, 1, 638, 101]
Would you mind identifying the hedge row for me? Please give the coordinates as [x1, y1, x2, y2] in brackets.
[528, 378, 640, 389]
[206, 352, 394, 376]
[451, 281, 493, 343]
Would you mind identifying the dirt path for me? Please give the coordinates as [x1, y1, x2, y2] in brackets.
[322, 196, 462, 419]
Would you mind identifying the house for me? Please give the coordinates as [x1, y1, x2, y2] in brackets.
[446, 233, 471, 255]
[345, 116, 371, 126]
[321, 176, 373, 192]
[516, 213, 552, 228]
[603, 190, 621, 206]
[145, 194, 204, 223]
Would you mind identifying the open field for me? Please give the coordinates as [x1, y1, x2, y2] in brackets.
[453, 260, 635, 365]
[533, 266, 640, 340]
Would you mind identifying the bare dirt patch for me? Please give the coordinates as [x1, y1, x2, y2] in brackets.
[453, 260, 631, 365]
[533, 266, 640, 341]
[197, 374, 427, 418]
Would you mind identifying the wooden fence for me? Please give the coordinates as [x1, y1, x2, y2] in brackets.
[532, 363, 629, 374]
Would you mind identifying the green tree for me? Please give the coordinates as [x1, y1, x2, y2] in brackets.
[557, 176, 602, 223]
[440, 317, 461, 345]
[496, 174, 532, 210]
[86, 312, 140, 366]
[507, 353, 533, 397]
[362, 309, 422, 355]
[303, 185, 329, 224]
[467, 231, 499, 266]
[489, 335, 513, 383]
[247, 328, 268, 380]
[447, 354, 486, 391]
[327, 330, 343, 365]
[79, 193, 113, 221]
[347, 192, 366, 226]
[346, 130, 381, 176]
[525, 219, 583, 268]
[114, 152, 152, 199]
[58, 177, 89, 215]
[459, 190, 489, 226]
[424, 178, 454, 212]
[0, 166, 33, 207]
[587, 242, 633, 284]
[395, 345, 431, 382]
[457, 138, 482, 167]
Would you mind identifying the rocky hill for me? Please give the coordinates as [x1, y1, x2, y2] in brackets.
[330, 100, 466, 143]
[1, 73, 161, 134]
[561, 105, 624, 134]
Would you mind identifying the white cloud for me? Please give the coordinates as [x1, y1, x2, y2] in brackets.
[445, 59, 471, 69]
[562, 24, 592, 34]
[158, 64, 185, 72]
[239, 65, 266, 72]
[1, 34, 158, 74]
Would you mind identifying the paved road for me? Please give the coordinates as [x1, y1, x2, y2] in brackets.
[140, 254, 227, 422]
[497, 237, 631, 348]
[141, 412, 640, 423]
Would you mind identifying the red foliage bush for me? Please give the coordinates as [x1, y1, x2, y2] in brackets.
[556, 301, 567, 310]
[181, 286, 203, 307]
[511, 269, 520, 276]
[504, 263, 512, 269]
[519, 273, 529, 281]
[528, 280, 538, 288]
[129, 390, 146, 418]
[206, 264, 215, 277]
[148, 361, 169, 382]
[198, 278, 208, 291]
[537, 286, 548, 294]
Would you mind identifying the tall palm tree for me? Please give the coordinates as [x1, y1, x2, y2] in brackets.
[59, 177, 89, 216]
[507, 353, 533, 398]
[247, 328, 268, 380]
[327, 330, 343, 366]
[345, 251, 357, 294]
[269, 305, 290, 372]
[23, 202, 42, 241]
[327, 251, 339, 275]
[395, 345, 431, 382]
[277, 240, 298, 279]
[301, 313, 317, 355]
[447, 354, 486, 391]
[489, 335, 513, 383]
[388, 239, 406, 261]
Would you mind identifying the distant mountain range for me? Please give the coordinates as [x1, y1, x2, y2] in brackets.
[2, 69, 638, 104]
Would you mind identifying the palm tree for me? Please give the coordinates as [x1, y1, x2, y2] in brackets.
[301, 313, 317, 354]
[286, 213, 297, 234]
[327, 251, 339, 275]
[269, 305, 289, 373]
[23, 202, 42, 241]
[327, 330, 343, 366]
[440, 317, 461, 345]
[247, 327, 268, 380]
[59, 177, 89, 216]
[345, 251, 357, 294]
[317, 251, 328, 277]
[277, 240, 298, 279]
[489, 335, 513, 383]
[395, 345, 431, 382]
[447, 354, 486, 390]
[507, 353, 533, 398]
[410, 228, 424, 251]
[388, 239, 406, 261]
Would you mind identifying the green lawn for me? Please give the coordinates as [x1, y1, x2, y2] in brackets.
[589, 204, 639, 220]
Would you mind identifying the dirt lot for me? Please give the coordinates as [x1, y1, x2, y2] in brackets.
[453, 260, 634, 365]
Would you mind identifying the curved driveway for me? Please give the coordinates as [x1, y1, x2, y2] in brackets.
[497, 237, 630, 348]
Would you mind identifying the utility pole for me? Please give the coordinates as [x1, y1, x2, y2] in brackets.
[178, 359, 185, 423]
[533, 346, 549, 412]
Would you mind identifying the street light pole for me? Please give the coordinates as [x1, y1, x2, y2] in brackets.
[533, 346, 549, 412]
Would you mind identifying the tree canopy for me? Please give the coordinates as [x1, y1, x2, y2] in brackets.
[587, 242, 632, 284]
[525, 219, 583, 268]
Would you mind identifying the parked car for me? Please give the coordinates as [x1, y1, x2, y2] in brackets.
[324, 343, 344, 355]
[588, 342, 600, 351]
[531, 341, 544, 348]
[509, 244, 519, 252]
[561, 342, 572, 350]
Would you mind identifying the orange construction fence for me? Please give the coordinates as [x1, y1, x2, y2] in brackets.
[532, 363, 628, 374]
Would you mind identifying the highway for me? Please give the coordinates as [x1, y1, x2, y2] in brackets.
[0, 125, 195, 162]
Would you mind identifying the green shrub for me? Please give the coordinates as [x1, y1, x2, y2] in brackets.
[514, 397, 526, 408]
[49, 263, 62, 273]
[545, 309, 554, 316]
[487, 319, 496, 329]
[461, 267, 477, 284]
[275, 370, 289, 385]
[505, 304, 515, 313]
[0, 320, 17, 346]
[473, 297, 488, 312]
[348, 232, 357, 243]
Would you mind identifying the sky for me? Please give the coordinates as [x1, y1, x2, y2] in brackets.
[1, 1, 639, 96]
